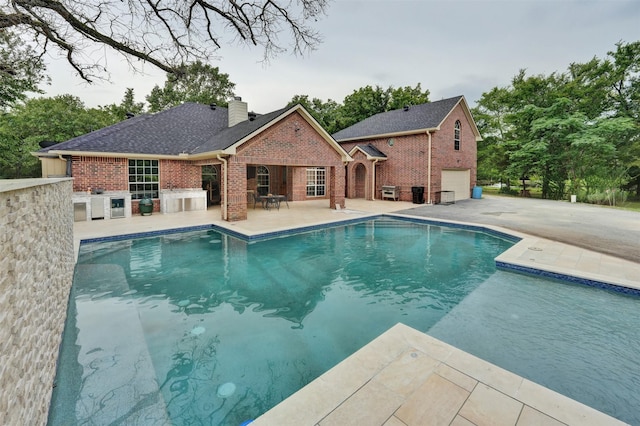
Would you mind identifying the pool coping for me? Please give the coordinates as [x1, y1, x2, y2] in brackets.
[251, 323, 627, 426]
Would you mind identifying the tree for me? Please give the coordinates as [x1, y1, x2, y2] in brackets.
[290, 83, 431, 134]
[0, 95, 113, 178]
[387, 83, 430, 111]
[0, 29, 47, 109]
[99, 88, 146, 121]
[476, 42, 640, 200]
[0, 0, 328, 82]
[472, 86, 513, 184]
[146, 62, 235, 112]
[607, 41, 640, 122]
[287, 94, 341, 133]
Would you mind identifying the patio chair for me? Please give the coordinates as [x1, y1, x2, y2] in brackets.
[251, 192, 266, 209]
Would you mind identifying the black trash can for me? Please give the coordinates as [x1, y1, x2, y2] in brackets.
[411, 186, 425, 204]
[139, 198, 154, 216]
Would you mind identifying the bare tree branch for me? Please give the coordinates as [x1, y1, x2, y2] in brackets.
[1, 0, 328, 82]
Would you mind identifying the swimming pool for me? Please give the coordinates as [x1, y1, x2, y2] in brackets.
[48, 217, 640, 425]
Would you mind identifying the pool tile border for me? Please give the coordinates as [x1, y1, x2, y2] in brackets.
[79, 224, 217, 244]
[496, 260, 640, 297]
[77, 214, 637, 298]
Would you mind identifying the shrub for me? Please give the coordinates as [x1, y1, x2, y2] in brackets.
[586, 189, 628, 206]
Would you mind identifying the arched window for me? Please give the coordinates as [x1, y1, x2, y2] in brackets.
[256, 165, 270, 195]
[454, 120, 461, 151]
[202, 165, 218, 182]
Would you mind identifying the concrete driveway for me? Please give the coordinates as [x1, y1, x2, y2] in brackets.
[397, 195, 640, 264]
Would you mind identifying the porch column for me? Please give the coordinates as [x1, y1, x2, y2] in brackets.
[329, 165, 346, 209]
[226, 157, 248, 221]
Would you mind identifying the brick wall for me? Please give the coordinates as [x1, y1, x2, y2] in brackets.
[227, 111, 346, 220]
[159, 159, 201, 189]
[341, 133, 430, 202]
[71, 156, 128, 192]
[340, 103, 477, 203]
[72, 157, 204, 213]
[0, 178, 75, 425]
[430, 104, 477, 200]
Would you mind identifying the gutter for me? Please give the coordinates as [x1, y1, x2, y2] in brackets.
[371, 159, 379, 200]
[427, 131, 432, 204]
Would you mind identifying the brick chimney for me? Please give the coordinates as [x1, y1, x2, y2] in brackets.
[228, 96, 248, 127]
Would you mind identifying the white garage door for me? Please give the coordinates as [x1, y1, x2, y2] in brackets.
[441, 169, 471, 201]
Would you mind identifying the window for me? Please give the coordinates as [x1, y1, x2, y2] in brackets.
[454, 120, 461, 151]
[306, 167, 326, 197]
[128, 159, 159, 199]
[256, 165, 270, 195]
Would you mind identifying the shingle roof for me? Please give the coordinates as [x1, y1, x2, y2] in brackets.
[354, 143, 387, 159]
[38, 103, 231, 156]
[190, 106, 293, 154]
[38, 102, 303, 157]
[332, 96, 463, 141]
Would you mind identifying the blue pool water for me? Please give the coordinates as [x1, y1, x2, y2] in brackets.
[49, 218, 640, 425]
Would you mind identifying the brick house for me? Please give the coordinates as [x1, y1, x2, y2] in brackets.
[36, 98, 351, 221]
[333, 96, 481, 204]
[35, 95, 480, 221]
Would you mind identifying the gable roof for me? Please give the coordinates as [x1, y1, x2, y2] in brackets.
[36, 102, 352, 162]
[332, 96, 480, 142]
[349, 143, 387, 160]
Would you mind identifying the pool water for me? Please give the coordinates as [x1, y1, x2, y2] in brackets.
[48, 218, 639, 425]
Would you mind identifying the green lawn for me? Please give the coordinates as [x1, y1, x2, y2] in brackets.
[481, 186, 640, 212]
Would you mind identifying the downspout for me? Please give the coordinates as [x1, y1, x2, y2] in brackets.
[426, 131, 432, 204]
[371, 159, 379, 200]
[217, 154, 228, 220]
[59, 155, 72, 177]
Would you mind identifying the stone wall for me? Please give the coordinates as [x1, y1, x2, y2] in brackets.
[0, 178, 75, 425]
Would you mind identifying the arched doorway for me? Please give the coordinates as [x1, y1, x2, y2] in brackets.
[256, 165, 270, 195]
[355, 163, 366, 198]
[202, 165, 220, 205]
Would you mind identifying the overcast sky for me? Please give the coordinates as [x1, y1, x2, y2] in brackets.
[42, 0, 640, 113]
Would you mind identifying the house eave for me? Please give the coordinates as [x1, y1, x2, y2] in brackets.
[347, 146, 388, 161]
[336, 127, 439, 143]
[35, 150, 203, 160]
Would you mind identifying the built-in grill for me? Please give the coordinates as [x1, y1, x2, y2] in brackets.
[381, 185, 399, 201]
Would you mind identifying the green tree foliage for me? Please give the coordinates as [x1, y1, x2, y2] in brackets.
[146, 62, 236, 112]
[0, 30, 47, 110]
[289, 83, 430, 134]
[0, 95, 115, 178]
[288, 94, 341, 132]
[99, 88, 146, 120]
[607, 41, 640, 122]
[473, 40, 640, 200]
